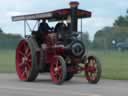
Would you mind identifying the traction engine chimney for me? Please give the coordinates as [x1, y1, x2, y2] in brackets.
[69, 1, 79, 32]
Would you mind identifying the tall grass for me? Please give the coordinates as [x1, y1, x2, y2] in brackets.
[0, 49, 15, 73]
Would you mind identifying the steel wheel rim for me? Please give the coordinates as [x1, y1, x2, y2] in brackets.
[50, 60, 63, 84]
[16, 40, 32, 81]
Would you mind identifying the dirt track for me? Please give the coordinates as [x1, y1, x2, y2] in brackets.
[0, 73, 128, 96]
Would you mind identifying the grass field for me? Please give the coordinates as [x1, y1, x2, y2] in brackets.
[88, 50, 128, 80]
[0, 49, 128, 80]
[0, 50, 15, 73]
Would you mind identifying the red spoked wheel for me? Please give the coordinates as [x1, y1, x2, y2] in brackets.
[50, 56, 67, 85]
[85, 56, 101, 84]
[16, 39, 38, 81]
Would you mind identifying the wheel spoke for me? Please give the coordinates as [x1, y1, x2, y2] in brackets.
[57, 62, 62, 80]
[21, 70, 26, 78]
[26, 62, 31, 70]
[23, 42, 27, 48]
[27, 58, 32, 63]
[89, 60, 93, 66]
[56, 61, 59, 68]
[52, 65, 62, 81]
[26, 51, 31, 57]
[19, 62, 24, 67]
[54, 72, 57, 77]
[92, 73, 97, 80]
[18, 51, 24, 56]
[52, 60, 63, 81]
[21, 72, 25, 78]
[55, 71, 61, 80]
[94, 63, 97, 68]
[58, 65, 61, 70]
[92, 60, 97, 73]
[58, 72, 63, 80]
[22, 67, 29, 79]
[25, 48, 29, 55]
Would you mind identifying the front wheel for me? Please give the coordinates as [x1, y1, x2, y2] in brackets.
[50, 56, 67, 85]
[85, 56, 101, 84]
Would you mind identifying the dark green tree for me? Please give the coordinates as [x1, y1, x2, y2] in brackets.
[93, 9, 128, 49]
[0, 28, 3, 33]
[114, 10, 128, 27]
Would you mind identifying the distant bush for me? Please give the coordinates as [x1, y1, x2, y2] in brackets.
[0, 32, 22, 49]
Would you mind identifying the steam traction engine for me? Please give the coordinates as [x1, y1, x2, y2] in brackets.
[12, 2, 101, 85]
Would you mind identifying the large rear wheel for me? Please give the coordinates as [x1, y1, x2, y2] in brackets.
[16, 39, 38, 81]
[85, 56, 101, 84]
[50, 56, 67, 85]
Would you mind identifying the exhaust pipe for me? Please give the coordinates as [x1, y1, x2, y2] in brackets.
[69, 1, 79, 32]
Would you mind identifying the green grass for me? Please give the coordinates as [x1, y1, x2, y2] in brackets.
[0, 49, 128, 80]
[88, 50, 128, 80]
[0, 49, 15, 73]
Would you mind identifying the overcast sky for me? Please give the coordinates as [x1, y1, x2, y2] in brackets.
[0, 0, 128, 40]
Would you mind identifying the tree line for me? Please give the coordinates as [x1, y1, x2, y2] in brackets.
[0, 29, 22, 49]
[92, 10, 128, 49]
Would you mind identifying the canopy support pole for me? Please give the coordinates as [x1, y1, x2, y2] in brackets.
[24, 20, 26, 37]
[26, 21, 32, 32]
[33, 20, 40, 31]
[81, 18, 83, 41]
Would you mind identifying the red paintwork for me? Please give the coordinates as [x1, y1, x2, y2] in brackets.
[41, 32, 65, 83]
[50, 56, 63, 83]
[42, 33, 64, 65]
[54, 8, 91, 18]
[16, 40, 32, 81]
[71, 58, 81, 65]
[86, 66, 96, 73]
[85, 58, 97, 81]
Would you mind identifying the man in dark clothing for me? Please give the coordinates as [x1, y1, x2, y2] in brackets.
[54, 22, 67, 41]
[38, 19, 51, 32]
[36, 19, 51, 46]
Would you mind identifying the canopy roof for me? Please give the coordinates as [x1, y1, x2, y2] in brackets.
[12, 8, 91, 22]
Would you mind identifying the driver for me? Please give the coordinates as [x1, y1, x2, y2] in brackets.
[38, 19, 51, 33]
[37, 19, 51, 45]
[54, 21, 67, 41]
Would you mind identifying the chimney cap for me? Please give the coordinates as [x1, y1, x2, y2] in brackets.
[69, 1, 79, 8]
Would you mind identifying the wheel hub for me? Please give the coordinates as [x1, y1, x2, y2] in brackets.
[22, 57, 27, 63]
[54, 67, 59, 72]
